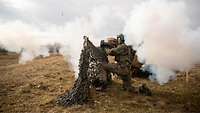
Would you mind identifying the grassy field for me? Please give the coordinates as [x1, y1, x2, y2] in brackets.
[0, 53, 200, 113]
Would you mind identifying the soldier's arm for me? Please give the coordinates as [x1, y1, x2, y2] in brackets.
[108, 45, 124, 56]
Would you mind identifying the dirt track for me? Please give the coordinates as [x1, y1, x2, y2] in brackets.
[0, 53, 200, 113]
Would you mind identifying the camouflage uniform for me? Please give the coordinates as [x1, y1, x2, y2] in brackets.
[102, 34, 134, 91]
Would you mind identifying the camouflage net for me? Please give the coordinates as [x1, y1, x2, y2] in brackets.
[56, 37, 108, 107]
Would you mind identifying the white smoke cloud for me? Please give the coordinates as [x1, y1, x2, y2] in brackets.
[0, 1, 128, 76]
[0, 0, 200, 83]
[0, 19, 85, 75]
[124, 0, 200, 84]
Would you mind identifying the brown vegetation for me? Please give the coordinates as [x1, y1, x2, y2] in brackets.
[0, 53, 200, 113]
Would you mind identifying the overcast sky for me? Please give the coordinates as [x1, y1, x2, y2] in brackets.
[0, 0, 199, 45]
[0, 0, 199, 29]
[0, 0, 134, 24]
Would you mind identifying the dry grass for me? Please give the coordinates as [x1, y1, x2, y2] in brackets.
[0, 53, 200, 113]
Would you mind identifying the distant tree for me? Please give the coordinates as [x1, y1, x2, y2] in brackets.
[54, 42, 62, 53]
[0, 44, 8, 54]
[46, 42, 62, 54]
[46, 44, 54, 53]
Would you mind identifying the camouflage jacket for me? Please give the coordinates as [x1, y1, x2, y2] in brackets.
[108, 44, 131, 66]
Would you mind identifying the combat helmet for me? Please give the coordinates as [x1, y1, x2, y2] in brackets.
[117, 33, 125, 44]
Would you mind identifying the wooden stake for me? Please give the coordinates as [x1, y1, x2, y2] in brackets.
[185, 71, 189, 83]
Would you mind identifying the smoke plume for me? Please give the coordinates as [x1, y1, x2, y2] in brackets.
[0, 0, 200, 83]
[124, 0, 200, 84]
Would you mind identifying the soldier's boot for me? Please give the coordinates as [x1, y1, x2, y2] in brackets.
[121, 75, 134, 92]
[106, 73, 112, 85]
